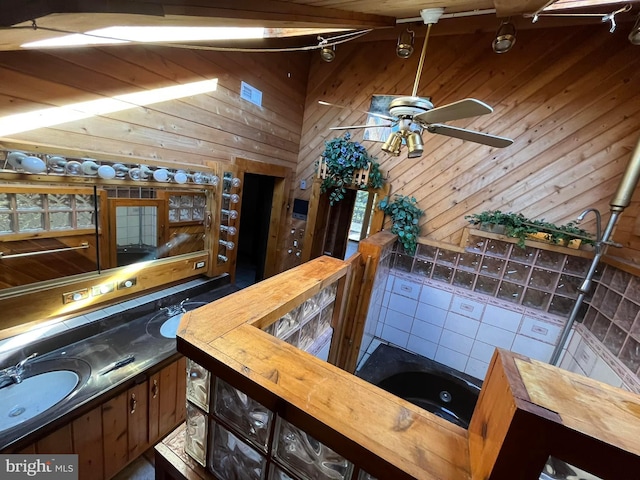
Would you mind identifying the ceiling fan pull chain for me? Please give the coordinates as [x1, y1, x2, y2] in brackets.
[411, 23, 432, 97]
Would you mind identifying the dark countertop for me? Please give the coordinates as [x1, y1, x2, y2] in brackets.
[0, 276, 238, 451]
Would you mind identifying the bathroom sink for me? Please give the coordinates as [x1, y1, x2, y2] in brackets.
[146, 301, 208, 339]
[0, 357, 91, 433]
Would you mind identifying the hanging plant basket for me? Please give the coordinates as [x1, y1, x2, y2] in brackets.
[317, 159, 371, 185]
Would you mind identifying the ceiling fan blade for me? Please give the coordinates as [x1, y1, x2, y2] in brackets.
[329, 123, 395, 130]
[426, 124, 513, 148]
[414, 98, 494, 124]
[318, 100, 396, 122]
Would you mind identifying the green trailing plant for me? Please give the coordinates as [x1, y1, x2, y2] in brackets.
[319, 132, 384, 205]
[378, 195, 425, 255]
[465, 210, 595, 248]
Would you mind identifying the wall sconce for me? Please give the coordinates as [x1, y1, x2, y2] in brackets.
[6, 151, 46, 173]
[221, 209, 238, 220]
[396, 29, 415, 58]
[630, 14, 640, 45]
[223, 176, 241, 188]
[219, 239, 235, 250]
[406, 131, 424, 158]
[492, 19, 516, 53]
[222, 193, 240, 204]
[381, 132, 403, 156]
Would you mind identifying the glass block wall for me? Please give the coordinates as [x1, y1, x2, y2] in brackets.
[392, 235, 594, 317]
[184, 358, 379, 480]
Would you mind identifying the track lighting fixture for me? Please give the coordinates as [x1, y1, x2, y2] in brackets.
[396, 29, 415, 58]
[320, 44, 335, 62]
[630, 13, 640, 45]
[492, 19, 516, 54]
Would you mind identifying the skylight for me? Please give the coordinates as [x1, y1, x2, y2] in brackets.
[21, 26, 266, 48]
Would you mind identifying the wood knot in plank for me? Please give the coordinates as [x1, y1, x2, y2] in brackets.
[393, 407, 415, 432]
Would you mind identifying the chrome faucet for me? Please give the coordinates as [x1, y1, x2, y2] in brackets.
[576, 208, 602, 245]
[0, 352, 37, 388]
[162, 298, 189, 317]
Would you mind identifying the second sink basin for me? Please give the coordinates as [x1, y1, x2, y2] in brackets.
[146, 302, 208, 339]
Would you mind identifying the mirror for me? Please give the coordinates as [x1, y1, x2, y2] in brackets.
[0, 185, 210, 289]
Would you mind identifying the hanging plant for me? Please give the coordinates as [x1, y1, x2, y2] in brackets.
[378, 194, 425, 255]
[318, 132, 384, 205]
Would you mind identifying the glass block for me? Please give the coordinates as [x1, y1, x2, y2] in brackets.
[273, 306, 301, 340]
[555, 274, 581, 299]
[179, 208, 192, 221]
[435, 249, 458, 266]
[474, 276, 499, 296]
[603, 323, 627, 356]
[269, 465, 295, 480]
[600, 265, 615, 285]
[49, 211, 72, 230]
[169, 209, 179, 222]
[432, 264, 453, 283]
[0, 193, 10, 210]
[181, 195, 194, 207]
[528, 268, 558, 292]
[485, 239, 510, 258]
[582, 308, 597, 329]
[548, 295, 574, 316]
[535, 250, 565, 270]
[299, 316, 318, 351]
[274, 417, 352, 480]
[631, 314, 640, 341]
[48, 194, 72, 210]
[76, 211, 94, 228]
[186, 359, 211, 412]
[452, 270, 475, 289]
[16, 193, 43, 210]
[412, 259, 433, 277]
[416, 243, 437, 259]
[209, 420, 266, 480]
[169, 195, 180, 208]
[497, 282, 524, 304]
[359, 471, 377, 480]
[522, 289, 550, 310]
[18, 212, 43, 231]
[563, 255, 590, 276]
[619, 337, 640, 373]
[214, 378, 273, 451]
[509, 245, 536, 264]
[301, 295, 320, 321]
[318, 283, 338, 308]
[610, 269, 631, 294]
[465, 235, 486, 253]
[504, 262, 530, 285]
[590, 313, 611, 342]
[193, 207, 205, 221]
[458, 252, 481, 272]
[283, 329, 300, 347]
[194, 195, 206, 207]
[480, 257, 505, 278]
[626, 275, 640, 301]
[590, 284, 606, 308]
[75, 194, 94, 209]
[600, 289, 622, 319]
[612, 298, 638, 332]
[392, 253, 413, 272]
[0, 213, 12, 233]
[318, 303, 334, 334]
[185, 402, 208, 466]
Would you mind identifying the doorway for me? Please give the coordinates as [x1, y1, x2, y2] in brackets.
[237, 173, 275, 287]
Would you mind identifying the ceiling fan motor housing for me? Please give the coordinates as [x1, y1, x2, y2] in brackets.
[388, 96, 434, 118]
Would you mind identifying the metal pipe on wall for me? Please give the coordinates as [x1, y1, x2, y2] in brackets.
[550, 135, 640, 365]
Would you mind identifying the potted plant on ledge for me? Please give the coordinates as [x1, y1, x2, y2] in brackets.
[378, 195, 425, 255]
[318, 132, 384, 205]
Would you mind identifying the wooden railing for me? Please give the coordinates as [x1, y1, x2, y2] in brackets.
[170, 236, 640, 480]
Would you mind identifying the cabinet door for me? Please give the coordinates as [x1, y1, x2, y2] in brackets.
[158, 360, 178, 436]
[148, 372, 160, 444]
[35, 423, 73, 453]
[102, 391, 128, 479]
[72, 405, 104, 480]
[128, 381, 149, 459]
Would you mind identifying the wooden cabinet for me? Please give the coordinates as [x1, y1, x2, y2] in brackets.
[9, 356, 187, 480]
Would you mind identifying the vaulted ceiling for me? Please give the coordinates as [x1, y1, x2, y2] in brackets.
[1, 0, 636, 51]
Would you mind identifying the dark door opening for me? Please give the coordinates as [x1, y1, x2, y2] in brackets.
[237, 173, 274, 288]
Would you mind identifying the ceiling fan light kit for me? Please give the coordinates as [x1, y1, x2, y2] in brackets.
[492, 20, 517, 54]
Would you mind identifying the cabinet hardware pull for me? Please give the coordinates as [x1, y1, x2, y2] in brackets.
[130, 393, 137, 414]
[152, 380, 159, 398]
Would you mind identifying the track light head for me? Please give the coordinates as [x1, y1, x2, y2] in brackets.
[320, 43, 336, 62]
[629, 14, 640, 45]
[396, 29, 415, 58]
[492, 20, 516, 54]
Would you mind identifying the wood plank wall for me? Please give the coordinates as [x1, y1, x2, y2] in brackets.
[0, 45, 309, 169]
[295, 24, 640, 265]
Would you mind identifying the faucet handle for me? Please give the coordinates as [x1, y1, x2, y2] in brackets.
[16, 352, 38, 369]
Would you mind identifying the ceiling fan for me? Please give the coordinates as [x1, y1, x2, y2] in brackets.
[319, 8, 513, 158]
